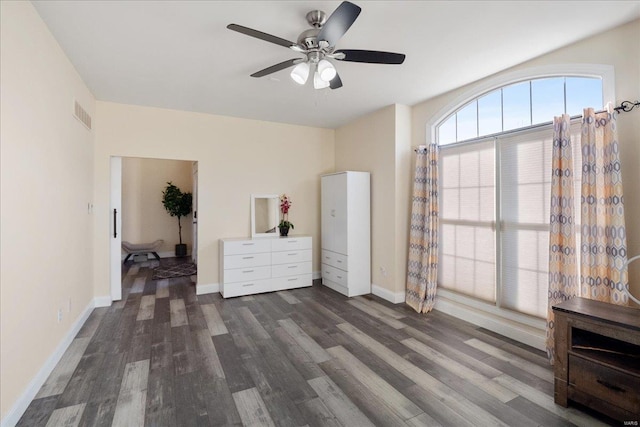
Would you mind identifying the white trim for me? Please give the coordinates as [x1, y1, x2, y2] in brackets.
[434, 290, 546, 351]
[371, 284, 406, 304]
[94, 296, 112, 307]
[427, 63, 615, 143]
[196, 282, 220, 295]
[1, 298, 101, 427]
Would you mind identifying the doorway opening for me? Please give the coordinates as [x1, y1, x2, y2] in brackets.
[110, 156, 198, 300]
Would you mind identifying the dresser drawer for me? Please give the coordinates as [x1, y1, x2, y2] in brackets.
[273, 274, 312, 291]
[321, 249, 347, 271]
[222, 279, 273, 298]
[322, 263, 348, 287]
[223, 265, 271, 284]
[223, 252, 271, 269]
[272, 249, 312, 265]
[222, 239, 271, 255]
[272, 237, 312, 252]
[272, 261, 312, 278]
[568, 354, 640, 414]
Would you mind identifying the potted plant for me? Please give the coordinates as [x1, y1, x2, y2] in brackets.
[278, 194, 294, 237]
[162, 182, 193, 257]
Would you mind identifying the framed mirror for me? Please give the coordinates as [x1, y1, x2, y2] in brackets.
[251, 194, 279, 238]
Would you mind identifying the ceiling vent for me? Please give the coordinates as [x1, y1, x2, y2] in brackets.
[73, 100, 92, 130]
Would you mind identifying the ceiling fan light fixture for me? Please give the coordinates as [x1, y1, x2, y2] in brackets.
[317, 59, 336, 82]
[290, 62, 310, 85]
[313, 71, 330, 89]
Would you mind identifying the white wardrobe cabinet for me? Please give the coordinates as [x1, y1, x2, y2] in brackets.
[321, 171, 370, 297]
[219, 236, 312, 298]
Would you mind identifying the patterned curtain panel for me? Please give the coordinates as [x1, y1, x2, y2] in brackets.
[406, 144, 439, 313]
[546, 114, 579, 363]
[580, 105, 628, 305]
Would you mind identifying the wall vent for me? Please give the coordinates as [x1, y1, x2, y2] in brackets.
[73, 100, 92, 130]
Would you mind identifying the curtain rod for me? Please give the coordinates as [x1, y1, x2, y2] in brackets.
[613, 100, 640, 113]
[415, 100, 640, 152]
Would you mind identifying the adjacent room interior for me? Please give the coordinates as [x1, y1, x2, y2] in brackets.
[1, 1, 639, 425]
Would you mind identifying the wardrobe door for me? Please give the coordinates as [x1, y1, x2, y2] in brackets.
[333, 173, 348, 255]
[321, 175, 334, 252]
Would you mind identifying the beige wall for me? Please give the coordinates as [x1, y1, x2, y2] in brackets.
[411, 19, 640, 298]
[122, 158, 193, 255]
[0, 1, 95, 419]
[335, 104, 411, 297]
[94, 102, 335, 296]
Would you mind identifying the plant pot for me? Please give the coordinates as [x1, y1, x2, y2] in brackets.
[279, 226, 290, 237]
[175, 243, 187, 257]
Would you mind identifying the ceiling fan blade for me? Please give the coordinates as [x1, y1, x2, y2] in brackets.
[334, 49, 406, 64]
[317, 1, 361, 47]
[250, 59, 302, 78]
[330, 73, 343, 90]
[227, 24, 297, 49]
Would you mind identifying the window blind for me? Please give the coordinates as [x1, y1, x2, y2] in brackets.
[499, 123, 581, 317]
[438, 139, 496, 302]
[438, 121, 581, 317]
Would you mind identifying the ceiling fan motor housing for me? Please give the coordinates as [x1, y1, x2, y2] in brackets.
[297, 28, 320, 50]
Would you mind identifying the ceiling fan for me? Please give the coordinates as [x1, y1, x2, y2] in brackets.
[227, 1, 406, 90]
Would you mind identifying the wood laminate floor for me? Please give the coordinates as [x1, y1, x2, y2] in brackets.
[18, 258, 616, 426]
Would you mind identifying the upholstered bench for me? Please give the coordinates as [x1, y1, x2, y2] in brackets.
[122, 240, 163, 262]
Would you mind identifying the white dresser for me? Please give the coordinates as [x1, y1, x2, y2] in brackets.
[321, 171, 370, 297]
[219, 236, 312, 298]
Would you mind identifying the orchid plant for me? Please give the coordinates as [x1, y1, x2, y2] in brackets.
[279, 194, 294, 230]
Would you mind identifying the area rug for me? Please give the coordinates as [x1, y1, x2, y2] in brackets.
[152, 262, 197, 280]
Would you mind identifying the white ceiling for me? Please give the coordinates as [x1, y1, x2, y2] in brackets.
[32, 1, 640, 129]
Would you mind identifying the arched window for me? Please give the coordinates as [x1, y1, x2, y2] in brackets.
[431, 65, 612, 324]
[438, 76, 603, 145]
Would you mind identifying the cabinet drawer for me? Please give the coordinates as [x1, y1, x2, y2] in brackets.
[568, 354, 640, 414]
[223, 265, 271, 284]
[273, 274, 312, 291]
[322, 263, 348, 287]
[321, 249, 347, 271]
[272, 249, 312, 265]
[322, 278, 349, 297]
[223, 252, 270, 269]
[272, 237, 311, 252]
[272, 262, 312, 278]
[223, 279, 272, 298]
[222, 239, 272, 255]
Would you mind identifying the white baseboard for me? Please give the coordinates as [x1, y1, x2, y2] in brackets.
[371, 284, 406, 304]
[434, 294, 546, 351]
[1, 297, 103, 427]
[196, 282, 219, 295]
[312, 271, 321, 280]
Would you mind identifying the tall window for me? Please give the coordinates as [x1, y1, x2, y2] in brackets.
[437, 75, 602, 319]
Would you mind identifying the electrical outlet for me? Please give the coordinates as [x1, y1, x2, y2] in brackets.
[380, 267, 387, 277]
[57, 308, 63, 323]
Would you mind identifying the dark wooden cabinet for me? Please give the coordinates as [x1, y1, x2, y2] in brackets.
[553, 297, 640, 420]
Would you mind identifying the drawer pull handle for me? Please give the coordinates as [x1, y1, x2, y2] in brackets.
[242, 283, 255, 287]
[242, 256, 254, 259]
[596, 379, 625, 393]
[243, 270, 254, 273]
[288, 278, 298, 281]
[288, 266, 297, 269]
[288, 240, 297, 243]
[325, 256, 331, 259]
[337, 276, 342, 279]
[242, 243, 254, 246]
